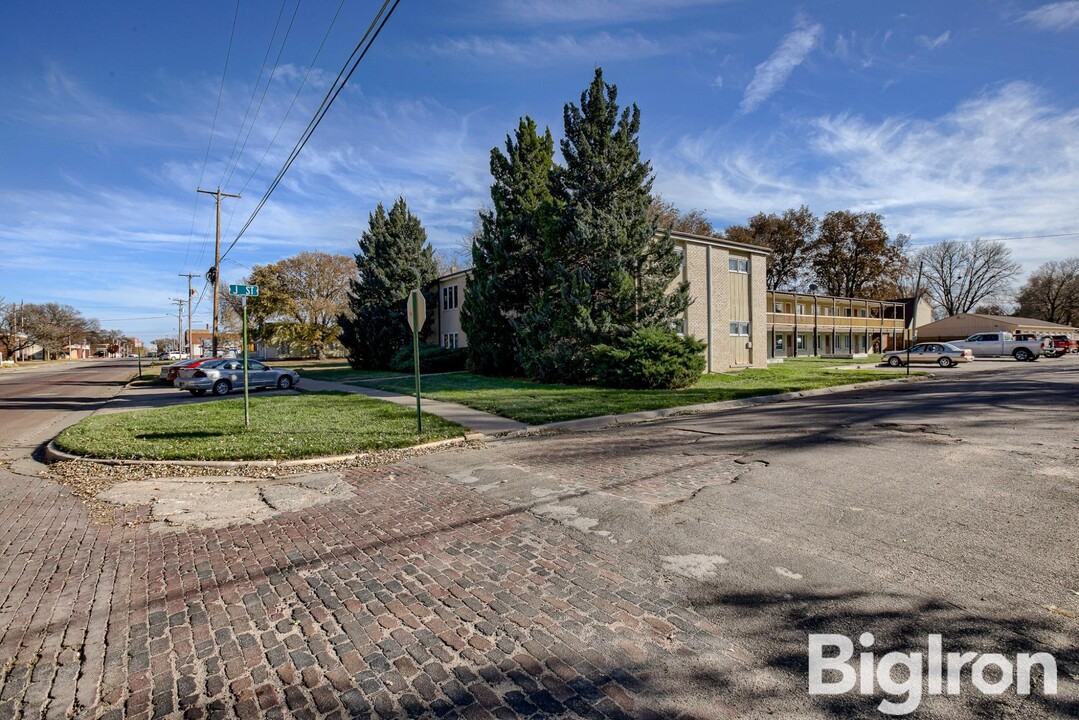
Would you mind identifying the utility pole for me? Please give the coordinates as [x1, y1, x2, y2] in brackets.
[196, 186, 241, 357]
[170, 298, 186, 355]
[178, 272, 201, 356]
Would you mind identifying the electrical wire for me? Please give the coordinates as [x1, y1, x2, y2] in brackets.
[220, 0, 349, 239]
[217, 0, 293, 190]
[220, 0, 400, 264]
[182, 0, 241, 273]
[974, 232, 1079, 242]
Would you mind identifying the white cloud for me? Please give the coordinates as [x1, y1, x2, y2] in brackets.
[655, 82, 1079, 271]
[492, 0, 730, 25]
[427, 31, 670, 65]
[741, 17, 823, 113]
[917, 30, 951, 49]
[1021, 1, 1079, 30]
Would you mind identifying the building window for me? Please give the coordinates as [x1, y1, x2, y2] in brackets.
[796, 303, 806, 315]
[442, 333, 458, 349]
[775, 336, 785, 350]
[442, 285, 459, 310]
[729, 322, 750, 336]
[728, 257, 749, 273]
[674, 246, 686, 265]
[773, 302, 784, 313]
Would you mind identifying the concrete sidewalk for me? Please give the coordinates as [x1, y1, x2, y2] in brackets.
[297, 377, 529, 435]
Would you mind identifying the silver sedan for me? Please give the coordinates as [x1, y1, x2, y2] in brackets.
[174, 359, 300, 396]
[883, 343, 974, 368]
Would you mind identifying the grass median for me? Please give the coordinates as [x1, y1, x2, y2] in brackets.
[55, 391, 465, 461]
[359, 356, 912, 425]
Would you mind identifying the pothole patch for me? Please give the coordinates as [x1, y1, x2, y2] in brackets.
[661, 554, 729, 580]
[96, 471, 353, 530]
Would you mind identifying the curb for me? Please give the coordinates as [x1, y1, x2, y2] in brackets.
[512, 374, 931, 435]
[44, 432, 485, 469]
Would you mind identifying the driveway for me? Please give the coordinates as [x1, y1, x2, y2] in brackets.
[0, 356, 1075, 718]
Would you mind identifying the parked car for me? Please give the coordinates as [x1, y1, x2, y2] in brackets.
[1047, 335, 1078, 354]
[158, 357, 215, 384]
[946, 332, 1048, 361]
[174, 359, 300, 396]
[883, 343, 974, 368]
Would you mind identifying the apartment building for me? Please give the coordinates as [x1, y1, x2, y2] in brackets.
[766, 292, 908, 358]
[425, 231, 772, 371]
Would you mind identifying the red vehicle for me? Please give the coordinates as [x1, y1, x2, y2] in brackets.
[159, 357, 216, 383]
[1047, 335, 1078, 354]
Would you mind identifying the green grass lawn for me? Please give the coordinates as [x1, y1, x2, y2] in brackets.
[361, 360, 911, 425]
[286, 358, 400, 383]
[55, 392, 465, 461]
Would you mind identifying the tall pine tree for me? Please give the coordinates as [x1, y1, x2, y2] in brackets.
[339, 197, 438, 369]
[461, 117, 559, 376]
[517, 68, 689, 382]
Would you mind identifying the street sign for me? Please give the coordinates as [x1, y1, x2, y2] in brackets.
[228, 284, 259, 297]
[406, 289, 426, 332]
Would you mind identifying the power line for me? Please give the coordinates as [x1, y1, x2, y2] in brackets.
[183, 0, 242, 273]
[221, 0, 349, 239]
[975, 232, 1079, 243]
[235, 0, 345, 197]
[220, 0, 401, 264]
[218, 0, 294, 190]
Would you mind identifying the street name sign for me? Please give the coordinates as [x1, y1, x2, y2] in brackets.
[228, 284, 259, 297]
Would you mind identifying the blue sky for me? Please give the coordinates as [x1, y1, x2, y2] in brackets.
[1, 0, 1078, 343]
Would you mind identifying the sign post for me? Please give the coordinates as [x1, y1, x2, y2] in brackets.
[228, 284, 259, 428]
[406, 289, 426, 435]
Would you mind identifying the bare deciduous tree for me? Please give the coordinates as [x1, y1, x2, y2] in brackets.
[918, 238, 1021, 316]
[1015, 258, 1079, 325]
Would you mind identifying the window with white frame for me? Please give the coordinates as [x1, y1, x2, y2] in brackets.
[728, 257, 749, 273]
[442, 333, 458, 349]
[773, 302, 784, 313]
[442, 285, 459, 311]
[728, 321, 750, 336]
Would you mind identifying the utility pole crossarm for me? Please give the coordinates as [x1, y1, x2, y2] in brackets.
[196, 187, 241, 358]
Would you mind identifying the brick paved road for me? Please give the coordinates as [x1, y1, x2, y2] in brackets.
[0, 454, 752, 720]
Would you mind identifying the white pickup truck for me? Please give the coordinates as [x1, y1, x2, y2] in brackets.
[947, 332, 1048, 361]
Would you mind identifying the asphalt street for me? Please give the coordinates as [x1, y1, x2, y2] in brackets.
[0, 358, 137, 460]
[411, 356, 1079, 717]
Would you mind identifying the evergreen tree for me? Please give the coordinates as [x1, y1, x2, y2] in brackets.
[339, 198, 438, 369]
[517, 68, 689, 382]
[461, 117, 558, 376]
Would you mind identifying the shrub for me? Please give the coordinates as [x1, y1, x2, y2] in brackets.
[389, 343, 467, 374]
[591, 328, 706, 389]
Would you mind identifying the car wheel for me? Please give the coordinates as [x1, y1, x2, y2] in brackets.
[277, 375, 294, 390]
[211, 379, 231, 396]
[887, 356, 902, 367]
[1013, 348, 1031, 362]
[938, 357, 953, 368]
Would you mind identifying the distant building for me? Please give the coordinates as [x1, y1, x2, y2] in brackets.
[916, 313, 1079, 343]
